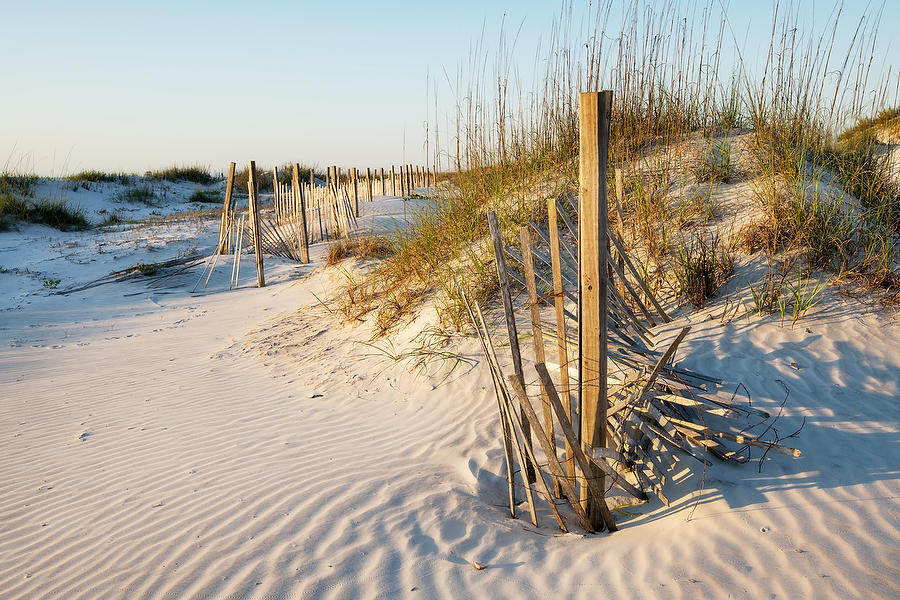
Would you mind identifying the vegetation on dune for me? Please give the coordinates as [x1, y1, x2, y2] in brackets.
[327, 0, 899, 333]
[188, 189, 223, 204]
[0, 192, 89, 231]
[66, 170, 132, 184]
[115, 185, 155, 205]
[147, 164, 216, 185]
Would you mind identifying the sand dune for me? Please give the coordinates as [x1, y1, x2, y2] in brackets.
[1, 196, 898, 598]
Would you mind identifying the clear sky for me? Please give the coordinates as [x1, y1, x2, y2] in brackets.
[1, 1, 897, 176]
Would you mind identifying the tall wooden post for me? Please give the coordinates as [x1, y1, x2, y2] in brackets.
[351, 168, 359, 217]
[365, 167, 372, 203]
[391, 165, 396, 195]
[217, 162, 236, 254]
[379, 167, 385, 196]
[292, 163, 310, 264]
[247, 160, 266, 288]
[273, 166, 280, 203]
[578, 90, 611, 529]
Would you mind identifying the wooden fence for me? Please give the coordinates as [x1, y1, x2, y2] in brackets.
[212, 161, 436, 288]
[469, 91, 801, 534]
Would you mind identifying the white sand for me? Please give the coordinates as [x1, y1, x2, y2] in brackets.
[1, 190, 898, 599]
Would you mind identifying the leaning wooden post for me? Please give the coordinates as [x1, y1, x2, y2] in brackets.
[217, 162, 236, 254]
[578, 90, 611, 530]
[613, 167, 627, 301]
[547, 197, 576, 488]
[520, 226, 559, 496]
[292, 163, 310, 264]
[487, 211, 536, 483]
[273, 166, 280, 205]
[351, 168, 360, 217]
[247, 160, 266, 288]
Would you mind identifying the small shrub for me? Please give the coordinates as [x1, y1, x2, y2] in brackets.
[97, 212, 126, 227]
[327, 240, 350, 265]
[116, 186, 155, 204]
[0, 194, 30, 229]
[326, 235, 393, 266]
[0, 173, 39, 198]
[28, 199, 89, 230]
[131, 262, 160, 276]
[148, 165, 216, 185]
[43, 279, 61, 289]
[66, 170, 131, 184]
[188, 189, 223, 203]
[672, 233, 735, 308]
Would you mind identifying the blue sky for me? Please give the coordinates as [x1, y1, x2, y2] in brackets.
[1, 1, 896, 176]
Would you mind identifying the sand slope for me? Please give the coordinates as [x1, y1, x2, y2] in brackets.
[1, 198, 899, 599]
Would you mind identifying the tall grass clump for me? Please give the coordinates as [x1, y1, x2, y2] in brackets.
[116, 186, 155, 205]
[0, 172, 39, 198]
[188, 189, 223, 203]
[66, 170, 131, 184]
[0, 194, 88, 231]
[27, 199, 89, 230]
[148, 164, 216, 184]
[672, 233, 735, 308]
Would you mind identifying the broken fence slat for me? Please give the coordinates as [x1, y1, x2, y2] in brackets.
[536, 361, 637, 514]
[507, 375, 585, 534]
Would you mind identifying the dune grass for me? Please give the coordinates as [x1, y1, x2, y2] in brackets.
[188, 189, 223, 204]
[336, 1, 899, 326]
[147, 164, 216, 185]
[66, 170, 132, 184]
[0, 193, 89, 231]
[115, 186, 155, 205]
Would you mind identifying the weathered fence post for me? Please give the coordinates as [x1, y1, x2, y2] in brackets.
[292, 163, 310, 264]
[217, 162, 236, 254]
[578, 90, 612, 529]
[351, 168, 360, 217]
[247, 160, 265, 288]
[487, 211, 536, 483]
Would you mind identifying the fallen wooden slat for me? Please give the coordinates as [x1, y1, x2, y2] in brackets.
[488, 211, 535, 483]
[653, 392, 742, 419]
[637, 419, 712, 466]
[631, 445, 667, 486]
[473, 297, 538, 522]
[607, 231, 671, 322]
[508, 376, 586, 533]
[520, 227, 559, 497]
[662, 413, 802, 457]
[537, 361, 642, 510]
[547, 197, 576, 487]
[634, 465, 669, 506]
